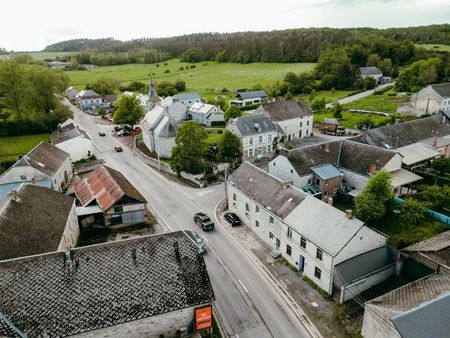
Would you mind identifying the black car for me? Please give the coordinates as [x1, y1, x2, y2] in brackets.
[224, 212, 241, 226]
[114, 146, 123, 152]
[194, 212, 215, 231]
[98, 131, 106, 136]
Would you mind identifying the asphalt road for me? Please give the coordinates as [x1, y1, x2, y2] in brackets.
[325, 83, 393, 108]
[70, 103, 312, 338]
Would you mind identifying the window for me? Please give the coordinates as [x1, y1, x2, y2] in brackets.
[287, 227, 292, 239]
[257, 147, 263, 156]
[316, 248, 323, 260]
[300, 122, 303, 128]
[255, 220, 259, 227]
[269, 231, 274, 239]
[245, 203, 249, 212]
[20, 175, 27, 180]
[290, 169, 293, 174]
[267, 145, 272, 153]
[249, 137, 254, 145]
[314, 267, 322, 279]
[258, 135, 263, 143]
[269, 216, 274, 224]
[268, 134, 272, 142]
[248, 148, 254, 157]
[114, 206, 123, 213]
[286, 245, 292, 256]
[307, 120, 310, 126]
[316, 178, 320, 186]
[233, 193, 237, 201]
[255, 205, 260, 213]
[300, 237, 306, 248]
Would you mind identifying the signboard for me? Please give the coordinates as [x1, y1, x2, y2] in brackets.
[194, 305, 213, 331]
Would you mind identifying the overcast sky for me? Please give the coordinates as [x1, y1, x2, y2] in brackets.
[2, 0, 449, 51]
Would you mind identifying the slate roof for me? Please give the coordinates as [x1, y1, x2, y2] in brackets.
[74, 165, 146, 212]
[360, 66, 382, 76]
[157, 115, 178, 138]
[174, 93, 201, 101]
[230, 162, 306, 219]
[356, 114, 450, 149]
[0, 231, 215, 337]
[0, 315, 21, 338]
[236, 90, 268, 100]
[284, 140, 397, 176]
[8, 142, 70, 177]
[101, 94, 118, 103]
[0, 184, 74, 260]
[50, 123, 91, 145]
[430, 82, 450, 98]
[231, 115, 277, 137]
[76, 90, 101, 99]
[258, 100, 313, 121]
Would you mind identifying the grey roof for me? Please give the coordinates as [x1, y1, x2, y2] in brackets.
[430, 82, 450, 98]
[50, 123, 91, 145]
[174, 93, 201, 101]
[258, 100, 313, 121]
[230, 162, 306, 219]
[334, 246, 394, 286]
[356, 114, 450, 149]
[310, 164, 342, 180]
[0, 231, 215, 337]
[284, 140, 397, 176]
[77, 89, 101, 99]
[360, 66, 382, 76]
[9, 142, 70, 177]
[0, 316, 21, 338]
[391, 292, 450, 338]
[403, 231, 450, 252]
[236, 90, 268, 100]
[0, 179, 52, 198]
[157, 116, 178, 138]
[232, 115, 277, 137]
[0, 184, 74, 260]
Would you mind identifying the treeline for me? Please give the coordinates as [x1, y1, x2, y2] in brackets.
[0, 59, 72, 136]
[43, 25, 450, 65]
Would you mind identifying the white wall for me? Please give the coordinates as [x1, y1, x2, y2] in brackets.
[58, 202, 80, 251]
[55, 137, 93, 162]
[340, 168, 370, 190]
[277, 115, 313, 140]
[0, 166, 48, 185]
[241, 131, 277, 161]
[411, 86, 444, 116]
[157, 135, 176, 159]
[53, 156, 73, 192]
[383, 154, 403, 172]
[268, 155, 311, 188]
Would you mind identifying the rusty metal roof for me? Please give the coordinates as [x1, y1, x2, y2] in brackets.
[74, 165, 146, 212]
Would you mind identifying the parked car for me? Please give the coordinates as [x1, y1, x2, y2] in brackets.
[133, 126, 142, 133]
[114, 146, 123, 152]
[224, 212, 241, 226]
[187, 230, 207, 254]
[118, 130, 130, 136]
[194, 212, 215, 231]
[98, 131, 106, 136]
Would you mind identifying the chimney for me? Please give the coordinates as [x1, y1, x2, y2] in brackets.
[432, 135, 438, 148]
[327, 197, 333, 206]
[7, 190, 20, 203]
[31, 177, 37, 184]
[345, 209, 353, 219]
[282, 181, 289, 189]
[324, 143, 330, 152]
[369, 163, 376, 175]
[57, 123, 62, 132]
[254, 122, 261, 132]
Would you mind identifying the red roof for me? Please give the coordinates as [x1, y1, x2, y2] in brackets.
[74, 165, 145, 212]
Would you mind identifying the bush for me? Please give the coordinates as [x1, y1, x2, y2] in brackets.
[164, 62, 168, 66]
[179, 66, 184, 71]
[164, 69, 170, 73]
[175, 80, 186, 92]
[190, 65, 196, 69]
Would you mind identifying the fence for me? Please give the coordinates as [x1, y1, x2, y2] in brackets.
[393, 197, 450, 225]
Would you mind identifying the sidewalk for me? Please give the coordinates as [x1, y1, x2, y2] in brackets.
[216, 201, 350, 338]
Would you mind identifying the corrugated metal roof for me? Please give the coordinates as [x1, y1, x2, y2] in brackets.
[310, 164, 342, 180]
[389, 169, 422, 188]
[402, 231, 450, 252]
[397, 143, 441, 166]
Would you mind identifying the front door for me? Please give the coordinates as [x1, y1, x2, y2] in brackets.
[275, 237, 280, 250]
[298, 254, 305, 272]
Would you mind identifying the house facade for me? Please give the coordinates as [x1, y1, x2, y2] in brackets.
[0, 184, 79, 260]
[229, 90, 268, 107]
[226, 115, 278, 161]
[227, 162, 393, 302]
[254, 99, 314, 141]
[65, 86, 80, 100]
[174, 93, 201, 107]
[411, 82, 450, 116]
[187, 102, 224, 126]
[0, 142, 73, 192]
[51, 122, 93, 162]
[75, 90, 104, 111]
[360, 66, 383, 83]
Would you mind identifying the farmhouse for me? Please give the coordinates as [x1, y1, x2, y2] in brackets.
[187, 102, 224, 126]
[226, 115, 278, 161]
[227, 162, 394, 302]
[360, 66, 383, 83]
[0, 231, 215, 337]
[50, 121, 93, 162]
[411, 82, 450, 116]
[0, 184, 79, 260]
[0, 142, 73, 192]
[174, 93, 201, 107]
[74, 165, 147, 227]
[254, 99, 314, 141]
[229, 90, 268, 107]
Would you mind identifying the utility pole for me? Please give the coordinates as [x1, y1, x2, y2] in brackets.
[224, 170, 228, 210]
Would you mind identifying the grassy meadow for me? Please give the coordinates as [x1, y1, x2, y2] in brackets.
[0, 134, 49, 162]
[0, 51, 75, 60]
[343, 88, 410, 113]
[416, 44, 450, 52]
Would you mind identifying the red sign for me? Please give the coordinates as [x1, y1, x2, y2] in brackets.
[195, 305, 213, 331]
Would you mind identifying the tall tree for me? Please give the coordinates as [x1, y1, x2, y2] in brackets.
[224, 105, 241, 123]
[217, 130, 241, 163]
[113, 94, 145, 126]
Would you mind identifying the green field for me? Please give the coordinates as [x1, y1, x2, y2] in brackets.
[314, 111, 391, 129]
[416, 44, 450, 52]
[67, 59, 316, 98]
[0, 134, 49, 162]
[343, 88, 410, 113]
[0, 51, 75, 60]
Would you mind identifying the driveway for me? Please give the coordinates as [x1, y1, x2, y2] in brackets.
[325, 83, 393, 108]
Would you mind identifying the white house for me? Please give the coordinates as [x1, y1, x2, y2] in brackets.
[229, 90, 268, 107]
[268, 140, 421, 198]
[65, 86, 80, 100]
[0, 184, 79, 260]
[75, 90, 104, 111]
[123, 91, 149, 111]
[174, 93, 201, 108]
[226, 115, 278, 161]
[360, 66, 383, 83]
[227, 162, 394, 302]
[187, 102, 224, 126]
[411, 82, 450, 116]
[254, 99, 314, 141]
[50, 121, 93, 162]
[0, 142, 73, 192]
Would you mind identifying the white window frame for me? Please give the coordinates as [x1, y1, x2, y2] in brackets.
[248, 148, 254, 157]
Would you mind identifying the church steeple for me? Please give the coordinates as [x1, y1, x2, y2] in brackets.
[148, 79, 158, 102]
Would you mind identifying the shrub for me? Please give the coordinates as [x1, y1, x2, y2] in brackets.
[190, 65, 196, 69]
[164, 69, 170, 74]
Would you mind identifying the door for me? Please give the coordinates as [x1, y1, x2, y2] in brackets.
[298, 254, 305, 272]
[275, 237, 280, 250]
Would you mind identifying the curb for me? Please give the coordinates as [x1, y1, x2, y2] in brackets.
[214, 199, 323, 338]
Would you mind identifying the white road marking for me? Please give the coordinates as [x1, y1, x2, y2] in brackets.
[197, 189, 214, 197]
[238, 279, 249, 294]
[201, 234, 209, 242]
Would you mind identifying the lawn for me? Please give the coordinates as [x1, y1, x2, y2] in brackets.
[205, 132, 222, 145]
[66, 58, 316, 98]
[298, 90, 355, 104]
[416, 44, 450, 52]
[0, 134, 49, 162]
[0, 51, 75, 60]
[343, 88, 410, 113]
[313, 111, 391, 129]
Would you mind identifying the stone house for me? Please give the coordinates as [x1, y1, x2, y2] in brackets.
[411, 82, 450, 116]
[0, 142, 73, 192]
[0, 184, 79, 260]
[50, 121, 93, 162]
[187, 102, 225, 126]
[254, 99, 314, 141]
[0, 231, 215, 337]
[226, 115, 278, 161]
[227, 162, 394, 302]
[74, 165, 147, 227]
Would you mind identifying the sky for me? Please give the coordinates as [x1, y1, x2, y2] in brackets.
[1, 0, 449, 51]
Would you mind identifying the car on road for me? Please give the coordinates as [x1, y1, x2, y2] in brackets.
[114, 146, 123, 152]
[224, 212, 241, 226]
[194, 212, 215, 231]
[98, 131, 106, 136]
[187, 230, 207, 254]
